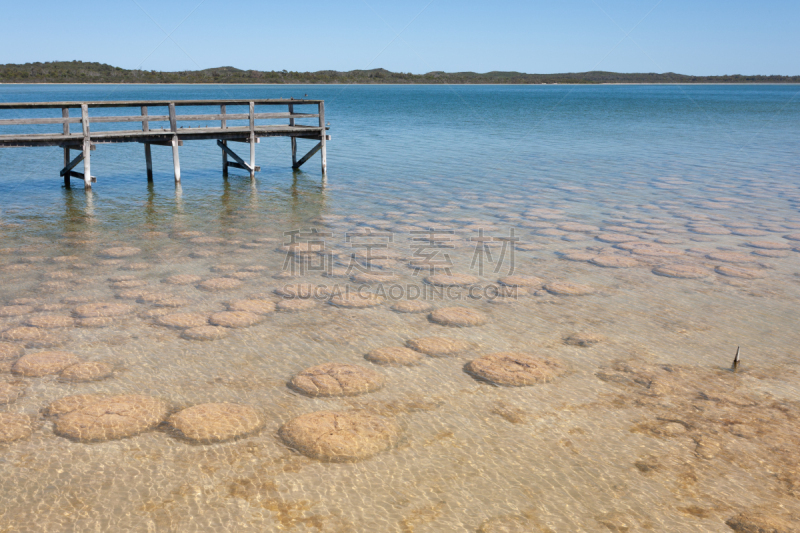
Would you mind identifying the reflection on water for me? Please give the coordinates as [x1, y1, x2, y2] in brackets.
[0, 85, 799, 532]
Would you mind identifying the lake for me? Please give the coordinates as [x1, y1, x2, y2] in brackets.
[0, 84, 799, 532]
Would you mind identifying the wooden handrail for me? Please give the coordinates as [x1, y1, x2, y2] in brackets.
[0, 112, 319, 127]
[0, 98, 321, 110]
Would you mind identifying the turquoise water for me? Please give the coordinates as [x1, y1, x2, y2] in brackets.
[0, 84, 799, 532]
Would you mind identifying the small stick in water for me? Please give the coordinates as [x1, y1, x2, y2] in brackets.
[731, 346, 740, 372]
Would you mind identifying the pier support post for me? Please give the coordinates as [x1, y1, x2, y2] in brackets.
[248, 101, 256, 179]
[220, 105, 228, 177]
[82, 140, 91, 189]
[145, 144, 153, 181]
[81, 104, 92, 189]
[289, 103, 297, 167]
[63, 147, 70, 188]
[141, 106, 153, 182]
[171, 138, 181, 183]
[62, 107, 70, 189]
[168, 103, 181, 183]
[319, 101, 327, 175]
[222, 141, 228, 177]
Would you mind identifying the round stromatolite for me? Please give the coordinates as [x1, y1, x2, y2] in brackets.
[652, 264, 712, 279]
[209, 311, 262, 328]
[406, 337, 471, 357]
[0, 381, 27, 405]
[77, 317, 114, 328]
[156, 312, 208, 329]
[12, 351, 80, 377]
[590, 255, 638, 268]
[290, 363, 385, 397]
[497, 275, 544, 289]
[595, 233, 640, 244]
[227, 299, 276, 315]
[276, 299, 317, 312]
[0, 327, 51, 344]
[424, 273, 480, 287]
[544, 282, 595, 296]
[182, 326, 229, 341]
[351, 271, 399, 284]
[25, 314, 75, 329]
[391, 300, 434, 313]
[100, 246, 141, 258]
[197, 277, 243, 292]
[715, 265, 766, 279]
[689, 225, 730, 235]
[163, 274, 202, 285]
[558, 251, 595, 262]
[0, 305, 34, 317]
[0, 343, 24, 360]
[466, 353, 564, 386]
[167, 403, 263, 444]
[745, 240, 791, 250]
[278, 410, 401, 462]
[74, 302, 134, 318]
[53, 394, 169, 443]
[0, 413, 33, 443]
[752, 249, 789, 258]
[328, 292, 383, 308]
[59, 361, 113, 382]
[365, 347, 423, 366]
[429, 307, 487, 327]
[706, 251, 755, 264]
[152, 297, 191, 308]
[274, 283, 330, 299]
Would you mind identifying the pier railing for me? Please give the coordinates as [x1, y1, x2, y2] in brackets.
[0, 99, 329, 188]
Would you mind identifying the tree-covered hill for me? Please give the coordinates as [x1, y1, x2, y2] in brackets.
[1, 61, 797, 84]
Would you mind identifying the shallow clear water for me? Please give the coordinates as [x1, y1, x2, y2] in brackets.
[0, 84, 799, 532]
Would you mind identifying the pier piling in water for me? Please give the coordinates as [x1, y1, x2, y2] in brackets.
[0, 98, 330, 188]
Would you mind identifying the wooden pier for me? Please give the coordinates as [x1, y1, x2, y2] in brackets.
[0, 99, 330, 188]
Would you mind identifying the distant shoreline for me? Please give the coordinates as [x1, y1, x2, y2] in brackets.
[2, 62, 798, 85]
[2, 82, 800, 86]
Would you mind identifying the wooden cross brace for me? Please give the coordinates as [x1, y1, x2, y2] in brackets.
[217, 139, 260, 173]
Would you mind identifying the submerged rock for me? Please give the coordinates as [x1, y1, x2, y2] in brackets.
[406, 337, 471, 357]
[391, 300, 434, 313]
[278, 410, 401, 462]
[544, 282, 595, 296]
[53, 394, 169, 442]
[59, 361, 113, 382]
[424, 273, 480, 287]
[13, 351, 81, 377]
[365, 346, 423, 366]
[291, 363, 385, 397]
[429, 307, 488, 327]
[197, 277, 242, 291]
[466, 353, 564, 386]
[74, 302, 134, 318]
[168, 403, 263, 444]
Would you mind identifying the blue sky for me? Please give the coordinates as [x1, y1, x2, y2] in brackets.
[1, 0, 798, 75]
